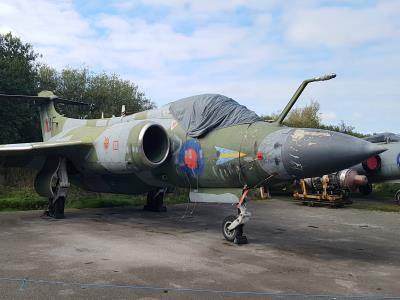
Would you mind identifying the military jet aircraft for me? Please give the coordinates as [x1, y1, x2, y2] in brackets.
[0, 74, 385, 243]
[297, 133, 400, 204]
[353, 133, 400, 201]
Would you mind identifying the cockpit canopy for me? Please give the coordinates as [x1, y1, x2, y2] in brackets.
[365, 132, 400, 144]
[169, 94, 260, 137]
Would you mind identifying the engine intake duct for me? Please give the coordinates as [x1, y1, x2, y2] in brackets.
[129, 122, 170, 169]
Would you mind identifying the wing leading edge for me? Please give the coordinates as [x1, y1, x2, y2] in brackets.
[0, 140, 92, 168]
[0, 140, 92, 156]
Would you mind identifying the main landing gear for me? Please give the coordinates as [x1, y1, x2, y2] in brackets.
[40, 158, 70, 219]
[144, 188, 167, 212]
[222, 186, 252, 244]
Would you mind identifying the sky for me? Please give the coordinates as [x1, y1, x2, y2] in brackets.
[0, 0, 399, 134]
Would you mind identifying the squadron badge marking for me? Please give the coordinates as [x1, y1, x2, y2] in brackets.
[104, 137, 110, 150]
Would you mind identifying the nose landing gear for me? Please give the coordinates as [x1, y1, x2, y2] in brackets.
[222, 186, 251, 244]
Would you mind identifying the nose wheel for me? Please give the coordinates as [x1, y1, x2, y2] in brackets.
[222, 215, 244, 242]
[222, 186, 251, 244]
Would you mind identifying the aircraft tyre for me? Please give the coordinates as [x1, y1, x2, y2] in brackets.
[359, 183, 373, 196]
[144, 189, 167, 212]
[222, 215, 243, 242]
[47, 196, 65, 219]
[395, 190, 400, 205]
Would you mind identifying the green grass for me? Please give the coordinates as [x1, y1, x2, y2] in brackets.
[0, 187, 188, 212]
[0, 189, 47, 211]
[351, 200, 400, 212]
[269, 184, 400, 213]
[372, 183, 400, 199]
[1, 183, 399, 213]
[349, 183, 400, 212]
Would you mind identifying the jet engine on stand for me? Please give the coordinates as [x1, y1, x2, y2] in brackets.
[294, 169, 368, 207]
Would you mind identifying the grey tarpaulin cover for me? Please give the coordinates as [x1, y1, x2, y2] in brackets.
[169, 94, 260, 137]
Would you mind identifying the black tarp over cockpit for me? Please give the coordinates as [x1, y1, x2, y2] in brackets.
[169, 94, 260, 138]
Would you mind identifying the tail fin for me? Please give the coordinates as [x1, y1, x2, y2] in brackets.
[37, 91, 64, 141]
[0, 91, 89, 141]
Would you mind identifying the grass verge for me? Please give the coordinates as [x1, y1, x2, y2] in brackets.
[269, 184, 400, 213]
[0, 187, 188, 212]
[351, 200, 400, 213]
[350, 183, 400, 212]
[1, 184, 399, 213]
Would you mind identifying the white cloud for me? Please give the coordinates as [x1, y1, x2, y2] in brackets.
[320, 111, 337, 123]
[113, 0, 278, 17]
[0, 0, 399, 133]
[351, 112, 362, 121]
[0, 2, 17, 14]
[0, 0, 93, 46]
[284, 1, 400, 48]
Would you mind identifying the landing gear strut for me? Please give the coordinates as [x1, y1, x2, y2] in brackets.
[44, 158, 70, 219]
[222, 186, 251, 244]
[144, 188, 167, 212]
[47, 196, 66, 219]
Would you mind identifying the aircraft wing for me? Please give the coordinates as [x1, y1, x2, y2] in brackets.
[0, 140, 92, 167]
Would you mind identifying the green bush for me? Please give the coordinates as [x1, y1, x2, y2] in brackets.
[372, 183, 400, 199]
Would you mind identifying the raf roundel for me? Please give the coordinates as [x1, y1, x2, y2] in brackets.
[179, 140, 205, 177]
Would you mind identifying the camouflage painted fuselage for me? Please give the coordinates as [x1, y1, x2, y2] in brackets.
[41, 103, 287, 194]
[31, 96, 384, 198]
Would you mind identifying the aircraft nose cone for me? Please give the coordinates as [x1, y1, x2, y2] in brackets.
[282, 128, 386, 178]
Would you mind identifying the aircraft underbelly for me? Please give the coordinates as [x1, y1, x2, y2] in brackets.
[71, 173, 155, 195]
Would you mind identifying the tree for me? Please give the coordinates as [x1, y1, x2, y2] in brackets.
[260, 101, 321, 128]
[0, 32, 42, 143]
[38, 66, 154, 118]
[0, 34, 153, 188]
[320, 121, 365, 138]
[0, 32, 40, 94]
[261, 100, 364, 137]
[285, 101, 321, 128]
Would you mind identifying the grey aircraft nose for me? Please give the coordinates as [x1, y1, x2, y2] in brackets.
[282, 128, 386, 178]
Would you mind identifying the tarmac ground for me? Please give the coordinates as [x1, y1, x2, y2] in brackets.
[0, 198, 399, 299]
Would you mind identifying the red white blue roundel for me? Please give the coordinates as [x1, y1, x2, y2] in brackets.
[179, 140, 205, 176]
